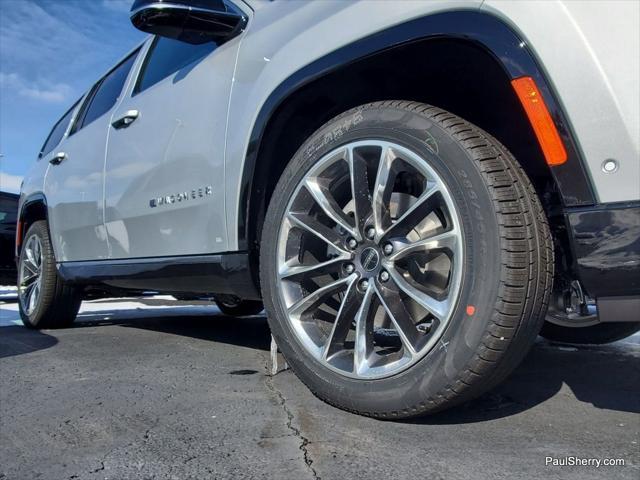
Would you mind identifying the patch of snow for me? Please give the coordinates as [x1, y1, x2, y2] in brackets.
[0, 295, 223, 328]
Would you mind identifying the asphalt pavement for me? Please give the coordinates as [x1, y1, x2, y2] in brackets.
[1, 289, 638, 480]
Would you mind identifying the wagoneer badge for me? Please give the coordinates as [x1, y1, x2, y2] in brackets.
[149, 185, 213, 208]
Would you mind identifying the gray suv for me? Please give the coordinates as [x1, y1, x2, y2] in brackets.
[16, 0, 639, 418]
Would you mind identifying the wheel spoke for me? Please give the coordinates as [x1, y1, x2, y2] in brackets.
[279, 256, 347, 280]
[372, 146, 395, 235]
[304, 177, 358, 239]
[33, 240, 42, 267]
[388, 228, 458, 262]
[386, 267, 451, 321]
[22, 281, 36, 313]
[323, 278, 360, 360]
[347, 147, 372, 234]
[353, 284, 376, 375]
[20, 271, 39, 287]
[287, 212, 349, 254]
[28, 282, 40, 313]
[375, 280, 420, 355]
[383, 184, 441, 239]
[288, 276, 353, 319]
[25, 245, 38, 272]
[21, 259, 39, 278]
[20, 280, 35, 298]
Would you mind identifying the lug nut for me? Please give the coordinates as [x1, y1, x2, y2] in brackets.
[383, 243, 393, 255]
[360, 279, 370, 290]
[379, 270, 389, 282]
[347, 238, 358, 249]
[344, 263, 355, 274]
[365, 226, 376, 240]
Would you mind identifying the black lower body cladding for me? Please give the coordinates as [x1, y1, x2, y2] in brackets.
[260, 101, 553, 418]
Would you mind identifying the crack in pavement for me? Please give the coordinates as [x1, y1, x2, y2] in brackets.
[88, 460, 105, 475]
[264, 364, 320, 480]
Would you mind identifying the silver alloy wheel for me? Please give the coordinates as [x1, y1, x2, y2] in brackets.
[19, 235, 44, 315]
[276, 140, 464, 379]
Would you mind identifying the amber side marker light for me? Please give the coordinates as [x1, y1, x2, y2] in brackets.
[511, 76, 567, 166]
[16, 219, 23, 250]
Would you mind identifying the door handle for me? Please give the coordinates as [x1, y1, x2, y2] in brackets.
[49, 152, 67, 165]
[111, 110, 139, 129]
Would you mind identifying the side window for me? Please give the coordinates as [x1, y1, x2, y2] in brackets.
[75, 51, 138, 131]
[39, 100, 79, 158]
[134, 37, 216, 95]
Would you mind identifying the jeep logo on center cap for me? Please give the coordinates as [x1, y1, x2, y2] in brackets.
[360, 247, 380, 271]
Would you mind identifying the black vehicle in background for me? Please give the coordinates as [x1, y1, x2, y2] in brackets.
[0, 191, 19, 285]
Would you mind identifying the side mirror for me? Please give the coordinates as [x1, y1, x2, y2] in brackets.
[130, 0, 247, 45]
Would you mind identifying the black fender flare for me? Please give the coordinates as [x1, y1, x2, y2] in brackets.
[16, 192, 48, 256]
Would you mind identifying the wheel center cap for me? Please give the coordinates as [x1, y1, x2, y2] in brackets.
[360, 247, 380, 272]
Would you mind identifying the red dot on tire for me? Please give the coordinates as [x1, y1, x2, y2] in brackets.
[466, 305, 476, 316]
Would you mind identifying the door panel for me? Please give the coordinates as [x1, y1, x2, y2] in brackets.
[44, 51, 140, 262]
[105, 37, 240, 259]
[44, 119, 110, 261]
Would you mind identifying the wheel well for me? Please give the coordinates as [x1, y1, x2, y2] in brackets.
[248, 38, 562, 256]
[18, 198, 48, 253]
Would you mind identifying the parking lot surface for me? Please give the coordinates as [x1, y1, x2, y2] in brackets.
[1, 290, 638, 479]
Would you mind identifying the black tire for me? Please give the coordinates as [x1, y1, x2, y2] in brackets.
[540, 321, 640, 344]
[215, 297, 264, 316]
[260, 101, 553, 418]
[18, 221, 81, 329]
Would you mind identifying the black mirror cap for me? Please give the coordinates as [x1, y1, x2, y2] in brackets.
[130, 0, 247, 45]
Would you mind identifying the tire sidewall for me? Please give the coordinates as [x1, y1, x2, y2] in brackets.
[261, 105, 504, 415]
